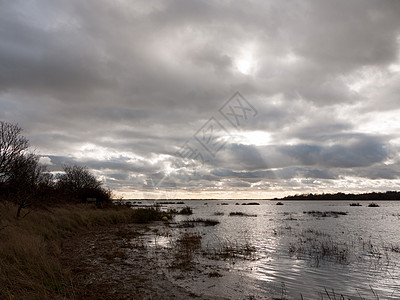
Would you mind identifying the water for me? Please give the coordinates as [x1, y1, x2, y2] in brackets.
[150, 200, 400, 299]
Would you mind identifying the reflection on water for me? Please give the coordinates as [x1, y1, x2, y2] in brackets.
[152, 200, 400, 299]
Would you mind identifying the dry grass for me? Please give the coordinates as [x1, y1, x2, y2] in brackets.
[0, 202, 165, 299]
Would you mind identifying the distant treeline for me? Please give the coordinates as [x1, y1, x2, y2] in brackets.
[278, 191, 400, 201]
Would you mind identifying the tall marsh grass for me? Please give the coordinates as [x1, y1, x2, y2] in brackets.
[0, 203, 166, 299]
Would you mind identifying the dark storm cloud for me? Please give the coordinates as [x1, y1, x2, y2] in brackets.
[1, 0, 400, 197]
[279, 134, 389, 168]
[213, 133, 389, 172]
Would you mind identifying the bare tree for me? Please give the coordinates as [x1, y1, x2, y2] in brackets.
[6, 153, 51, 217]
[56, 165, 110, 205]
[0, 121, 29, 182]
[57, 165, 102, 193]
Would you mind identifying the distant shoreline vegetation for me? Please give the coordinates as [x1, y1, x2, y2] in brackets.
[277, 191, 400, 201]
[120, 191, 400, 202]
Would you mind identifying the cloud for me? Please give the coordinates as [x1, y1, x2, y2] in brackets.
[0, 0, 400, 198]
[38, 156, 54, 166]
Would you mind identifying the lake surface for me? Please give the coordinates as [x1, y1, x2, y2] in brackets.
[139, 199, 400, 299]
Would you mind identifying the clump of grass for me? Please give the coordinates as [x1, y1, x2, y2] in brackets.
[288, 230, 350, 266]
[173, 232, 202, 267]
[303, 211, 348, 218]
[284, 216, 297, 221]
[203, 242, 256, 260]
[229, 212, 257, 217]
[368, 202, 380, 207]
[178, 206, 193, 215]
[158, 201, 185, 204]
[178, 218, 220, 228]
[303, 229, 329, 236]
[130, 207, 172, 223]
[214, 212, 224, 216]
[190, 218, 220, 226]
[167, 206, 193, 215]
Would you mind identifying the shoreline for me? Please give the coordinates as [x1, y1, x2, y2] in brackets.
[61, 221, 265, 300]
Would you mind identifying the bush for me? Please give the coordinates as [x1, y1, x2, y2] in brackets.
[178, 206, 193, 215]
[56, 165, 112, 206]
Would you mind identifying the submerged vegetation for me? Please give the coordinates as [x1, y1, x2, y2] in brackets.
[185, 218, 220, 226]
[167, 206, 193, 215]
[288, 229, 350, 266]
[175, 218, 220, 228]
[303, 211, 348, 218]
[229, 212, 257, 217]
[203, 241, 257, 261]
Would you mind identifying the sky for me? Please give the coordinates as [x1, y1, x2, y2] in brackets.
[1, 0, 400, 199]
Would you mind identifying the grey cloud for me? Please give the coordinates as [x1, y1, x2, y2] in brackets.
[1, 0, 400, 197]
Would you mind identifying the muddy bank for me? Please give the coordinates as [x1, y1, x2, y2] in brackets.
[61, 223, 196, 299]
[61, 222, 264, 300]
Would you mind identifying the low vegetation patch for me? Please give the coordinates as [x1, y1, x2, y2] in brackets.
[229, 212, 257, 217]
[289, 230, 350, 266]
[157, 201, 185, 204]
[213, 212, 224, 216]
[203, 242, 257, 261]
[167, 206, 193, 215]
[129, 207, 172, 223]
[176, 206, 193, 215]
[186, 218, 220, 226]
[177, 218, 220, 228]
[303, 211, 348, 218]
[173, 232, 202, 268]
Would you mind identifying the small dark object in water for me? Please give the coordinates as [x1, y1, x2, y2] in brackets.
[349, 203, 362, 206]
[178, 206, 193, 215]
[303, 210, 348, 217]
[229, 212, 257, 217]
[368, 202, 380, 207]
[242, 202, 260, 205]
[276, 202, 284, 205]
[182, 218, 220, 227]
